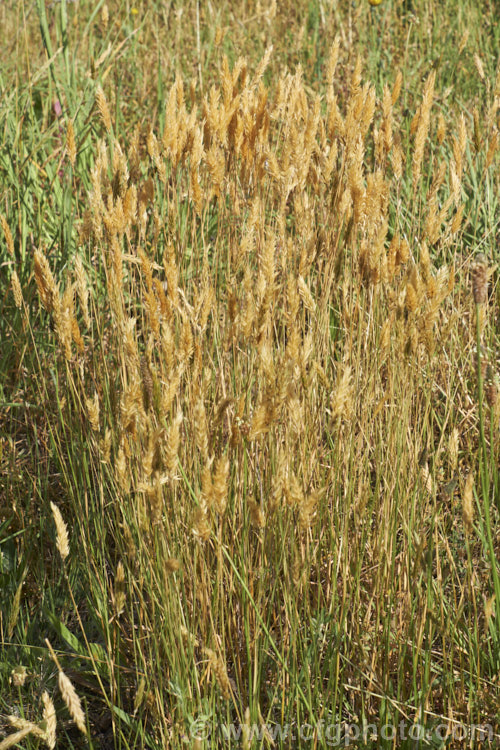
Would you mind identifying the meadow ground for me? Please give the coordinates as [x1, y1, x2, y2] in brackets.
[0, 0, 499, 747]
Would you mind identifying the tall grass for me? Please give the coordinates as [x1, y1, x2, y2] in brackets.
[1, 1, 499, 748]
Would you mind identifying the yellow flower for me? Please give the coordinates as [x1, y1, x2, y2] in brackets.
[369, 0, 384, 5]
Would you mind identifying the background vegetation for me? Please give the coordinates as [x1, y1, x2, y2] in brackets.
[1, 0, 499, 747]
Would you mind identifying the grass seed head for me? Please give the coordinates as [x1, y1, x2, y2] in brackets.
[7, 580, 23, 639]
[41, 691, 57, 749]
[34, 250, 59, 315]
[412, 71, 436, 192]
[7, 717, 45, 740]
[50, 503, 69, 561]
[96, 85, 112, 133]
[204, 647, 232, 700]
[58, 671, 87, 734]
[114, 561, 126, 616]
[1, 216, 14, 256]
[192, 507, 211, 541]
[10, 271, 23, 309]
[0, 727, 33, 749]
[249, 498, 265, 528]
[165, 557, 180, 574]
[86, 394, 100, 431]
[485, 379, 498, 410]
[473, 53, 485, 82]
[472, 254, 489, 304]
